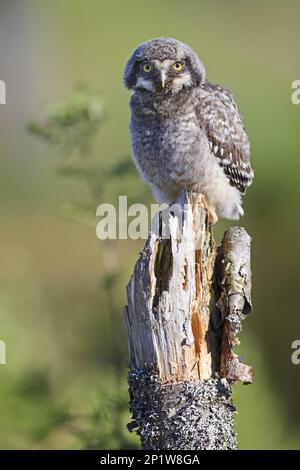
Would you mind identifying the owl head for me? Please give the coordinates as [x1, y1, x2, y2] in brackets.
[123, 37, 206, 93]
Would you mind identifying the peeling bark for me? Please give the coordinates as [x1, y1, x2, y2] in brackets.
[217, 227, 253, 384]
[124, 190, 253, 450]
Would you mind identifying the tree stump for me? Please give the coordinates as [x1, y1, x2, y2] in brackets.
[124, 190, 253, 450]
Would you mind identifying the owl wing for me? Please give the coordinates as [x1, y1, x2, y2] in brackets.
[196, 80, 254, 194]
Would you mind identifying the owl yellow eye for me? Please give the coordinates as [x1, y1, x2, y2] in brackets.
[142, 63, 152, 73]
[173, 62, 184, 72]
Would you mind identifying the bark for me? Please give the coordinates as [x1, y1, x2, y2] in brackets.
[124, 190, 253, 450]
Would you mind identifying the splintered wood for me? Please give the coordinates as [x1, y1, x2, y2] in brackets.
[125, 190, 253, 384]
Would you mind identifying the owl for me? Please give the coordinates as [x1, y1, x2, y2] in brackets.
[123, 37, 254, 222]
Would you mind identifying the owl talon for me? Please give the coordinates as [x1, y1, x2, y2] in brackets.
[197, 193, 218, 225]
[208, 209, 218, 226]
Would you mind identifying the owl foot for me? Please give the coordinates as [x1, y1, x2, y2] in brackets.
[197, 193, 218, 226]
[207, 208, 218, 225]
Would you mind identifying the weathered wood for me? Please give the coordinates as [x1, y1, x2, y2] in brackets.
[217, 227, 253, 383]
[124, 190, 253, 450]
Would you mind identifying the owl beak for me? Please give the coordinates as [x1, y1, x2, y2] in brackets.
[160, 70, 167, 88]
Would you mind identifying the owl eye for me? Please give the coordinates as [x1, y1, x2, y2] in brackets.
[142, 63, 152, 73]
[173, 62, 185, 72]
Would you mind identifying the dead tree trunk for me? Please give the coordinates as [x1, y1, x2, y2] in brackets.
[124, 190, 253, 450]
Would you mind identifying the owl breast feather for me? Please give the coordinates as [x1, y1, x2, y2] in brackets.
[130, 96, 205, 189]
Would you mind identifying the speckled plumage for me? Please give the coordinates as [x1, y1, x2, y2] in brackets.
[124, 37, 254, 220]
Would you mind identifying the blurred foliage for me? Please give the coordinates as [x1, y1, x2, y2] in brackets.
[29, 84, 136, 226]
[28, 84, 106, 155]
[26, 85, 139, 449]
[0, 363, 136, 449]
[0, 0, 300, 450]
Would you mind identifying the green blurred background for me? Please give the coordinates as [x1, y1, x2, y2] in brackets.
[0, 0, 300, 449]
